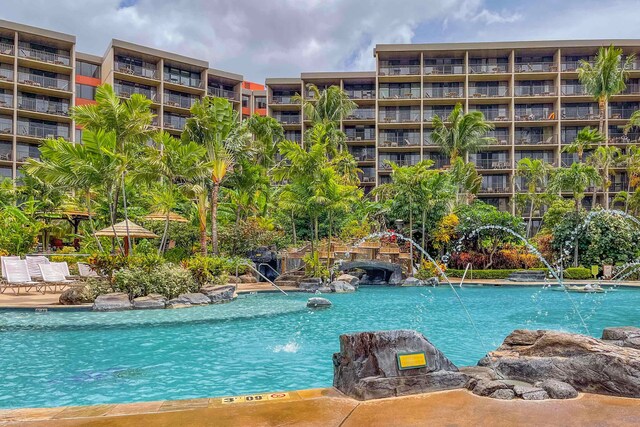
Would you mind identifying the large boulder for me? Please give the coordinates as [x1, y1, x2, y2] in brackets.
[299, 277, 323, 292]
[602, 326, 640, 350]
[238, 274, 258, 284]
[166, 292, 211, 309]
[133, 294, 167, 310]
[336, 274, 359, 287]
[59, 286, 94, 305]
[535, 379, 578, 399]
[227, 276, 241, 284]
[402, 277, 424, 287]
[333, 330, 468, 400]
[200, 285, 236, 304]
[329, 280, 356, 293]
[307, 297, 332, 308]
[479, 329, 640, 398]
[92, 292, 132, 311]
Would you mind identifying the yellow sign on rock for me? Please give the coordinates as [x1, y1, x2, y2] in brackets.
[397, 352, 427, 370]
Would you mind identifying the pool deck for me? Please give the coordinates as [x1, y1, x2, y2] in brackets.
[1, 388, 639, 426]
[1, 279, 639, 310]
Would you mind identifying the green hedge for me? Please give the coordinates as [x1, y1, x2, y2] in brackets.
[563, 267, 593, 280]
[445, 268, 547, 279]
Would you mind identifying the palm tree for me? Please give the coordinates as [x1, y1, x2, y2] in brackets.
[548, 162, 601, 266]
[563, 127, 605, 163]
[616, 145, 640, 212]
[587, 146, 621, 209]
[578, 45, 635, 134]
[72, 84, 154, 252]
[448, 158, 482, 206]
[245, 115, 285, 169]
[431, 103, 494, 164]
[183, 97, 250, 255]
[297, 84, 357, 124]
[515, 158, 552, 236]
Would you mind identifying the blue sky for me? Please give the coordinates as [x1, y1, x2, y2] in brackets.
[4, 0, 640, 82]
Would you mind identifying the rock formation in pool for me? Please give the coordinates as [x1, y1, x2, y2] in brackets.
[333, 330, 468, 400]
[337, 261, 403, 286]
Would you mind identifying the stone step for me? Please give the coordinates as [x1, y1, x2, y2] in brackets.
[274, 280, 298, 287]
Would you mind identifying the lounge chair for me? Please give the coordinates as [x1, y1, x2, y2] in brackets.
[50, 261, 72, 278]
[3, 259, 41, 294]
[39, 264, 75, 292]
[1, 255, 20, 279]
[78, 262, 98, 278]
[26, 255, 50, 280]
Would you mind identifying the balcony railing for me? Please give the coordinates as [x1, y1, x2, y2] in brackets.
[378, 112, 421, 123]
[470, 109, 509, 121]
[345, 110, 375, 120]
[379, 136, 421, 147]
[609, 108, 637, 120]
[514, 86, 556, 97]
[17, 96, 69, 116]
[0, 67, 13, 82]
[424, 109, 455, 121]
[0, 118, 12, 134]
[350, 150, 376, 161]
[0, 93, 12, 108]
[469, 87, 509, 98]
[379, 65, 420, 76]
[379, 158, 419, 169]
[473, 159, 511, 169]
[16, 147, 40, 162]
[515, 134, 556, 145]
[424, 88, 463, 98]
[562, 61, 594, 72]
[561, 108, 599, 120]
[359, 174, 376, 183]
[0, 147, 11, 161]
[621, 83, 640, 95]
[610, 182, 629, 192]
[164, 92, 198, 109]
[115, 61, 158, 79]
[609, 132, 640, 144]
[208, 87, 238, 101]
[18, 45, 70, 66]
[469, 63, 509, 74]
[163, 116, 187, 131]
[17, 121, 69, 139]
[379, 89, 420, 99]
[561, 85, 588, 96]
[0, 42, 14, 56]
[514, 110, 556, 121]
[515, 62, 557, 73]
[424, 64, 464, 75]
[284, 132, 301, 143]
[163, 74, 202, 89]
[344, 89, 375, 99]
[345, 132, 375, 141]
[114, 83, 157, 102]
[485, 133, 510, 145]
[270, 95, 299, 104]
[480, 186, 510, 194]
[18, 72, 70, 91]
[274, 115, 301, 124]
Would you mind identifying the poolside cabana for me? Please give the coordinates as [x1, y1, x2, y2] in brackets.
[94, 220, 158, 256]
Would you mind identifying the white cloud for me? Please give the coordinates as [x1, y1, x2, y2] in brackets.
[2, 0, 639, 82]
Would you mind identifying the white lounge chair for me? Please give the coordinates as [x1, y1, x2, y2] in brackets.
[3, 259, 41, 294]
[1, 255, 20, 279]
[78, 262, 98, 278]
[26, 255, 50, 280]
[39, 264, 75, 292]
[50, 261, 71, 278]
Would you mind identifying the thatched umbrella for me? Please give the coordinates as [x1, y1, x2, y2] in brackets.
[143, 211, 188, 223]
[95, 220, 159, 255]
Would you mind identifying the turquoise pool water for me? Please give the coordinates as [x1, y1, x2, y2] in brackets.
[0, 285, 637, 409]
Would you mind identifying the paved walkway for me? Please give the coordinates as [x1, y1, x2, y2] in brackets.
[1, 388, 639, 426]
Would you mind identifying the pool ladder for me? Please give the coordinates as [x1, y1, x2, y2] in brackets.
[236, 262, 289, 296]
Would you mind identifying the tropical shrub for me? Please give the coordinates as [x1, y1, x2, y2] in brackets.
[219, 217, 288, 256]
[303, 252, 329, 279]
[113, 263, 197, 298]
[181, 255, 242, 287]
[563, 267, 593, 280]
[445, 268, 547, 279]
[0, 206, 43, 255]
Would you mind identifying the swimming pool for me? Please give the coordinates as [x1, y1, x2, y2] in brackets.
[0, 285, 637, 409]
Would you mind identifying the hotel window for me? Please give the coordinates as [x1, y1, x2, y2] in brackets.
[255, 96, 266, 109]
[242, 95, 250, 108]
[75, 61, 101, 78]
[76, 84, 96, 100]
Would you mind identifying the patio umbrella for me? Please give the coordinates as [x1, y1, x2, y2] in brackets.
[95, 220, 159, 255]
[143, 211, 188, 223]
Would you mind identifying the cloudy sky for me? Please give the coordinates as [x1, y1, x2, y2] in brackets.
[4, 0, 640, 82]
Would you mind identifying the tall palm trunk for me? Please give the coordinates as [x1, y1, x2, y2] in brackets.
[291, 211, 297, 246]
[86, 191, 103, 252]
[598, 97, 606, 135]
[210, 182, 220, 255]
[158, 211, 170, 255]
[604, 165, 610, 210]
[527, 197, 534, 238]
[198, 192, 207, 256]
[625, 180, 632, 213]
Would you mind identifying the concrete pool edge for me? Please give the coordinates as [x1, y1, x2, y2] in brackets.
[1, 388, 640, 426]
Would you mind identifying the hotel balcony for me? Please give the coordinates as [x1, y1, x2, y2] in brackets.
[18, 44, 70, 67]
[344, 109, 375, 121]
[468, 63, 509, 74]
[514, 84, 556, 97]
[515, 61, 557, 73]
[344, 88, 375, 100]
[469, 106, 510, 122]
[378, 85, 420, 100]
[561, 105, 599, 120]
[424, 107, 456, 122]
[471, 157, 511, 170]
[514, 106, 556, 121]
[424, 87, 463, 99]
[164, 90, 199, 110]
[0, 66, 13, 82]
[17, 71, 70, 92]
[378, 109, 421, 124]
[345, 128, 375, 142]
[17, 96, 70, 116]
[0, 141, 11, 162]
[561, 60, 594, 72]
[273, 114, 301, 125]
[17, 119, 69, 140]
[114, 82, 157, 102]
[379, 63, 420, 76]
[424, 63, 465, 75]
[284, 131, 302, 143]
[469, 86, 510, 98]
[609, 130, 640, 144]
[115, 60, 158, 80]
[0, 42, 14, 56]
[378, 156, 420, 170]
[0, 116, 12, 134]
[0, 92, 12, 108]
[515, 152, 555, 166]
[16, 144, 41, 163]
[207, 87, 238, 101]
[378, 134, 421, 148]
[270, 94, 300, 105]
[561, 153, 580, 167]
[163, 70, 203, 90]
[359, 171, 376, 184]
[609, 105, 639, 120]
[485, 130, 510, 146]
[349, 148, 375, 162]
[561, 83, 589, 96]
[620, 83, 640, 96]
[515, 130, 556, 145]
[163, 113, 188, 131]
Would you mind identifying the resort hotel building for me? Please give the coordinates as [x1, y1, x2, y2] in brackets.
[2, 20, 640, 225]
